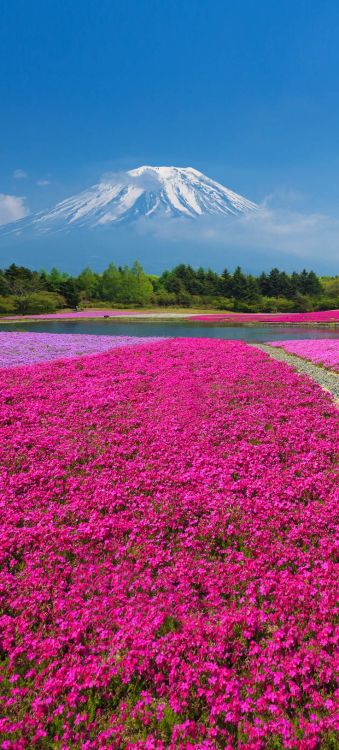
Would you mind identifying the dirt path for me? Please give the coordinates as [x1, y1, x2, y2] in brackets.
[252, 344, 339, 402]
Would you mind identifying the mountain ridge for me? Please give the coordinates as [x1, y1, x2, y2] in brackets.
[5, 166, 259, 234]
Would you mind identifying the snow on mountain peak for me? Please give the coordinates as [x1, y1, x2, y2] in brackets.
[28, 165, 258, 231]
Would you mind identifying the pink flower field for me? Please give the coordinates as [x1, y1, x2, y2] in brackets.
[1, 309, 339, 324]
[0, 339, 338, 749]
[0, 332, 163, 368]
[1, 310, 142, 321]
[189, 310, 339, 324]
[268, 339, 339, 372]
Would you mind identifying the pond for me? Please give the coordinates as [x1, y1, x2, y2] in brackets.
[0, 319, 338, 341]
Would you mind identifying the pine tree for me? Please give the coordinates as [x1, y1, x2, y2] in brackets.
[304, 271, 323, 296]
[231, 266, 249, 300]
[220, 268, 232, 297]
[245, 275, 261, 302]
[258, 272, 269, 296]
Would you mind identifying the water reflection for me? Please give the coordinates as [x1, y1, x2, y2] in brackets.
[0, 319, 338, 342]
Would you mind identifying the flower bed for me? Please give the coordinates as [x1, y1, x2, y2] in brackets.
[0, 332, 163, 368]
[1, 310, 142, 321]
[2, 308, 339, 324]
[189, 310, 339, 324]
[0, 340, 337, 748]
[268, 338, 339, 372]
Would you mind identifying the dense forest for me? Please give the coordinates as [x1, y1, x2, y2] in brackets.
[0, 261, 338, 314]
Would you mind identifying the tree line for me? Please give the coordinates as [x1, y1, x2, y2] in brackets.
[0, 261, 338, 314]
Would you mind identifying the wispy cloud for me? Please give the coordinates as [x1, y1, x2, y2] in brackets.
[36, 179, 51, 186]
[0, 194, 29, 225]
[13, 169, 28, 179]
[134, 200, 339, 264]
[263, 188, 308, 206]
[100, 169, 161, 191]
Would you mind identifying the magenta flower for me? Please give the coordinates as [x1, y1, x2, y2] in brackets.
[268, 338, 339, 371]
[0, 339, 337, 748]
[0, 332, 164, 368]
[189, 309, 339, 323]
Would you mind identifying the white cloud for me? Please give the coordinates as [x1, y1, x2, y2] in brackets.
[36, 179, 51, 186]
[13, 169, 28, 179]
[0, 194, 29, 225]
[263, 188, 308, 205]
[100, 170, 161, 191]
[134, 200, 339, 265]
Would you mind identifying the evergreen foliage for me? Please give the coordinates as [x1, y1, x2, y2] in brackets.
[0, 261, 337, 314]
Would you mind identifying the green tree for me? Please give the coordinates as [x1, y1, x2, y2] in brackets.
[220, 268, 232, 297]
[303, 270, 323, 296]
[0, 271, 10, 296]
[119, 262, 153, 305]
[231, 266, 249, 300]
[266, 268, 280, 296]
[4, 263, 43, 296]
[44, 267, 70, 292]
[101, 263, 122, 300]
[203, 269, 220, 296]
[131, 261, 153, 305]
[0, 261, 328, 313]
[77, 266, 100, 300]
[245, 275, 261, 303]
[58, 279, 80, 308]
[289, 272, 300, 298]
[321, 276, 339, 298]
[194, 267, 207, 295]
[258, 272, 269, 296]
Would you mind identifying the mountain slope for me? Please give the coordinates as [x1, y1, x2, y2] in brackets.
[31, 166, 258, 230]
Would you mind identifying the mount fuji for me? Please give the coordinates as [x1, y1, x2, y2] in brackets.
[13, 166, 258, 233]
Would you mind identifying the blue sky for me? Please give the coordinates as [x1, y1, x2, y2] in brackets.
[1, 0, 339, 272]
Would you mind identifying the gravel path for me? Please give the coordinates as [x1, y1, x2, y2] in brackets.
[253, 344, 339, 401]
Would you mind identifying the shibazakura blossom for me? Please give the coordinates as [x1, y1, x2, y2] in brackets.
[0, 332, 164, 368]
[189, 310, 339, 323]
[2, 309, 339, 324]
[0, 307, 140, 320]
[0, 339, 338, 749]
[1, 310, 143, 321]
[268, 338, 339, 372]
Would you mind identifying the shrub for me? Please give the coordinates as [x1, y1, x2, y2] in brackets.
[14, 292, 66, 315]
[260, 296, 295, 313]
[152, 290, 177, 306]
[0, 295, 16, 314]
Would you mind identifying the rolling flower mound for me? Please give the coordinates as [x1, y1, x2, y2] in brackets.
[0, 339, 338, 749]
[189, 311, 339, 323]
[0, 332, 164, 368]
[268, 339, 339, 372]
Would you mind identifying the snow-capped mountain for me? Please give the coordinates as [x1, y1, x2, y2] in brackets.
[29, 166, 257, 230]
